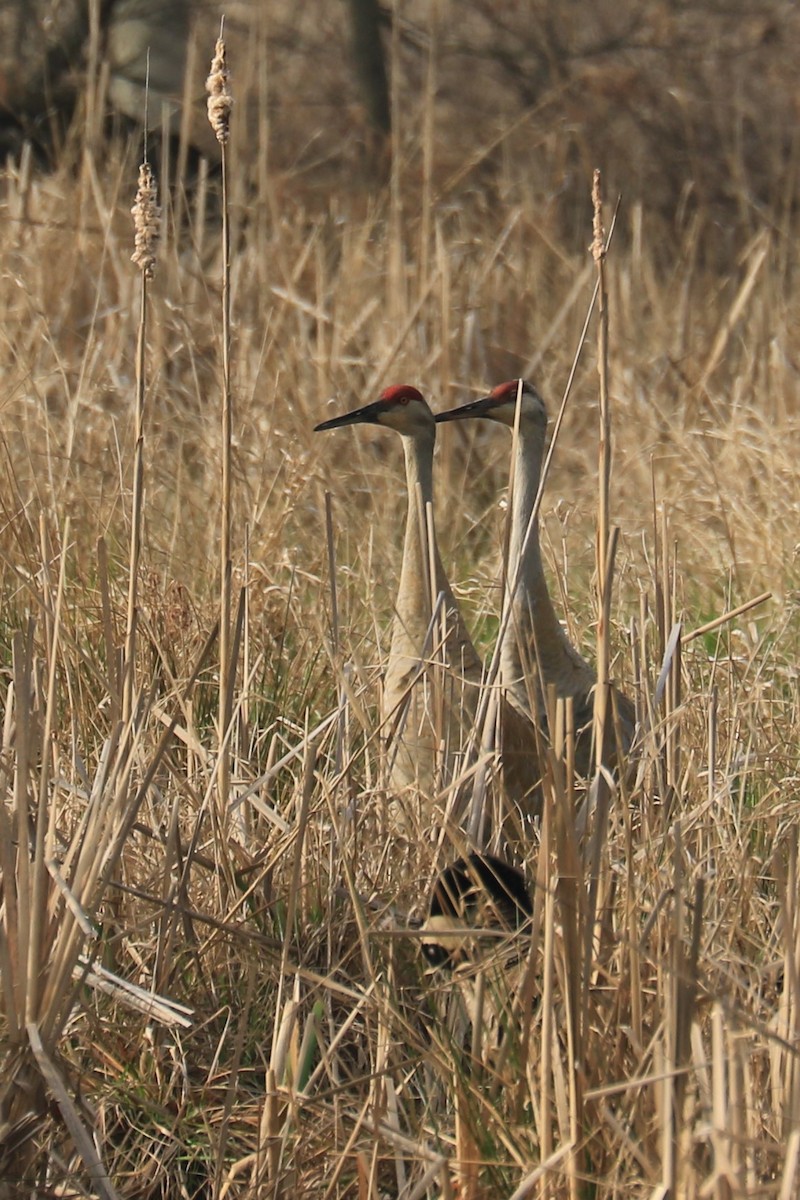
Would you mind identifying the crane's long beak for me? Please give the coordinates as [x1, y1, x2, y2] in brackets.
[434, 396, 495, 423]
[314, 400, 383, 432]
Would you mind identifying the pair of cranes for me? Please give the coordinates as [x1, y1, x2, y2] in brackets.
[315, 380, 634, 969]
[316, 379, 633, 808]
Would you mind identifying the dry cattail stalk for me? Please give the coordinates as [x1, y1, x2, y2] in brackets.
[206, 35, 233, 144]
[205, 28, 235, 826]
[131, 161, 160, 280]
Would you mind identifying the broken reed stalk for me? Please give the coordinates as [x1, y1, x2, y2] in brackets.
[207, 30, 235, 820]
[125, 159, 160, 725]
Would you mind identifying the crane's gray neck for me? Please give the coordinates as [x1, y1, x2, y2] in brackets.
[503, 423, 586, 694]
[398, 429, 451, 620]
[506, 423, 548, 619]
[403, 427, 436, 513]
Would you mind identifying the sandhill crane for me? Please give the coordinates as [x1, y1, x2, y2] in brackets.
[436, 380, 635, 777]
[418, 852, 533, 1059]
[315, 385, 485, 806]
[419, 852, 532, 971]
[315, 385, 541, 829]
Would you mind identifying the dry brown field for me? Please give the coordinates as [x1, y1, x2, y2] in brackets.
[1, 4, 799, 1197]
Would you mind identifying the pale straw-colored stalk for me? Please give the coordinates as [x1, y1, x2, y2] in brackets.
[591, 168, 612, 773]
[125, 158, 160, 726]
[206, 28, 235, 820]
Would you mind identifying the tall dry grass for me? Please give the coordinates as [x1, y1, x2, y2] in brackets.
[1, 15, 799, 1200]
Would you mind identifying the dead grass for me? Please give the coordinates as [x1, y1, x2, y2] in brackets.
[1, 13, 800, 1200]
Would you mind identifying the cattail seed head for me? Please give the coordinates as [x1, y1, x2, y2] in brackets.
[206, 37, 233, 144]
[591, 168, 605, 264]
[131, 161, 160, 280]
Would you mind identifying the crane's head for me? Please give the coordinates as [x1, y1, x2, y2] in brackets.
[314, 385, 435, 437]
[418, 853, 532, 971]
[435, 379, 546, 430]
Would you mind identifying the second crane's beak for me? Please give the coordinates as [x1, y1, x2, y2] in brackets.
[314, 400, 384, 432]
[435, 395, 496, 423]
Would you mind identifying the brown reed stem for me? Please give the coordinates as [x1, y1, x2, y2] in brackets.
[123, 272, 147, 726]
[207, 30, 235, 821]
[26, 520, 68, 1027]
[591, 169, 612, 772]
[218, 138, 233, 817]
[126, 159, 160, 726]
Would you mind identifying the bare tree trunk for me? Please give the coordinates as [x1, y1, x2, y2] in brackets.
[347, 0, 390, 135]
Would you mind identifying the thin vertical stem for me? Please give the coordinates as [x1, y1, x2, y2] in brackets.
[123, 274, 147, 727]
[26, 520, 68, 1026]
[419, 2, 437, 298]
[206, 26, 235, 823]
[591, 169, 612, 772]
[127, 148, 159, 726]
[218, 130, 233, 819]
